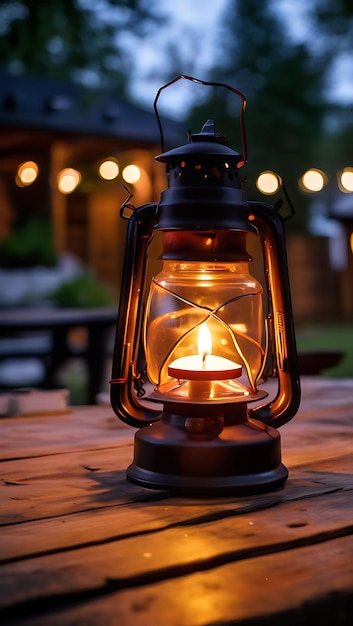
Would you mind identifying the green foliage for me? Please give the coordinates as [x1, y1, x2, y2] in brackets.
[48, 274, 114, 308]
[0, 217, 57, 268]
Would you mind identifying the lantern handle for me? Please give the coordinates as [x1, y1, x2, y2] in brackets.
[248, 201, 301, 428]
[153, 75, 247, 167]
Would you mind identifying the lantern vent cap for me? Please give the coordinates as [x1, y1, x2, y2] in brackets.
[156, 119, 242, 163]
[188, 119, 226, 144]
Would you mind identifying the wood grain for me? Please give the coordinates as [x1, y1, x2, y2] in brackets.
[12, 535, 352, 626]
[0, 377, 352, 625]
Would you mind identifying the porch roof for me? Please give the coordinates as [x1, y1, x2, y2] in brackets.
[0, 71, 183, 147]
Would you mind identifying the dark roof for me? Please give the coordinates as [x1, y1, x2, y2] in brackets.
[0, 71, 183, 147]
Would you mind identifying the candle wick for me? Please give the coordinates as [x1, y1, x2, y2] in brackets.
[202, 352, 207, 368]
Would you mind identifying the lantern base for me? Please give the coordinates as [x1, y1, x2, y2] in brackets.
[126, 409, 288, 496]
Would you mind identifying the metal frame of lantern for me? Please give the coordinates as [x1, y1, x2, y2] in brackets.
[110, 76, 300, 496]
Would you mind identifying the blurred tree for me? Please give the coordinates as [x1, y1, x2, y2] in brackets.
[0, 0, 164, 97]
[312, 0, 353, 46]
[308, 0, 353, 135]
[0, 0, 351, 231]
[186, 0, 328, 230]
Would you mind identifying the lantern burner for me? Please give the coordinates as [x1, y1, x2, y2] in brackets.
[127, 399, 287, 495]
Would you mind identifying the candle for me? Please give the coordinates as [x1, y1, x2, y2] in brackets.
[168, 324, 242, 400]
[168, 354, 242, 381]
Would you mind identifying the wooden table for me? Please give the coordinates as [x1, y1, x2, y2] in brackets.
[1, 377, 352, 625]
[0, 307, 117, 403]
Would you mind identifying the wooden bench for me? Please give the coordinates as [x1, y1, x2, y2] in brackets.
[0, 307, 117, 403]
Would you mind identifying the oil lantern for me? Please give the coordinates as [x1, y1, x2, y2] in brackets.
[110, 76, 300, 495]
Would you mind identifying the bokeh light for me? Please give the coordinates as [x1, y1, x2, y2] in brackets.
[256, 171, 280, 195]
[300, 169, 326, 192]
[99, 159, 119, 180]
[122, 164, 141, 184]
[16, 161, 39, 186]
[338, 168, 353, 193]
[57, 168, 82, 194]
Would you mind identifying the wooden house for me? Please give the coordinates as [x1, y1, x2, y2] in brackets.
[0, 71, 183, 295]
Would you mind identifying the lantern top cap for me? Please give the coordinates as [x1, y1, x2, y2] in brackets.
[156, 119, 243, 164]
[188, 119, 226, 144]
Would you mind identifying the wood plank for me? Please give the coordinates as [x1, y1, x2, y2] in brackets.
[1, 453, 351, 562]
[0, 487, 352, 614]
[9, 535, 352, 626]
[0, 448, 353, 562]
[1, 386, 351, 479]
[1, 419, 351, 526]
[1, 389, 351, 527]
[281, 402, 353, 466]
[297, 376, 353, 409]
[0, 405, 130, 460]
[1, 511, 352, 624]
[0, 443, 142, 525]
[1, 377, 352, 461]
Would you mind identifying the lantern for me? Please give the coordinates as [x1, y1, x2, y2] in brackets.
[110, 76, 300, 495]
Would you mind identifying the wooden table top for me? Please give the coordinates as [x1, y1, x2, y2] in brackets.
[1, 377, 352, 625]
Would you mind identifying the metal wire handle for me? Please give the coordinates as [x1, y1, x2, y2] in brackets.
[153, 75, 248, 167]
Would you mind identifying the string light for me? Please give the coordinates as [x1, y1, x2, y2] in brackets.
[300, 169, 326, 192]
[57, 168, 81, 194]
[122, 164, 141, 184]
[256, 171, 280, 195]
[99, 159, 119, 180]
[338, 168, 353, 193]
[16, 161, 39, 186]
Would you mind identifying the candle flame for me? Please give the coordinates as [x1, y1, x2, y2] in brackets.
[198, 324, 212, 364]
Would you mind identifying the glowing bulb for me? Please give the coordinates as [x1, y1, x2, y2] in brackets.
[338, 168, 353, 193]
[300, 169, 326, 192]
[122, 164, 141, 184]
[57, 168, 81, 194]
[198, 324, 212, 359]
[17, 161, 39, 186]
[99, 159, 119, 180]
[256, 171, 280, 195]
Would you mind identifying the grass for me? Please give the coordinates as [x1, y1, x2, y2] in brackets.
[296, 323, 353, 378]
